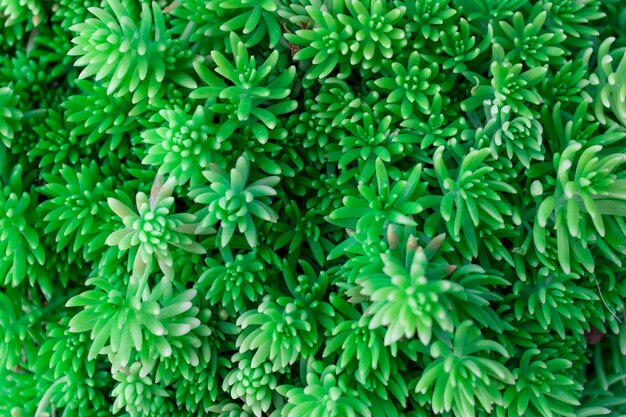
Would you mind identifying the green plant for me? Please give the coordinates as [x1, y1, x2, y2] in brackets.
[403, 0, 456, 42]
[63, 79, 145, 158]
[0, 86, 21, 147]
[374, 51, 443, 118]
[198, 248, 266, 314]
[191, 33, 297, 144]
[69, 0, 196, 103]
[38, 162, 116, 261]
[280, 361, 372, 417]
[141, 105, 227, 186]
[532, 142, 626, 274]
[587, 36, 626, 128]
[189, 153, 279, 247]
[284, 5, 353, 86]
[224, 353, 278, 416]
[433, 146, 517, 257]
[0, 165, 45, 287]
[499, 348, 582, 417]
[338, 0, 406, 72]
[106, 176, 205, 279]
[414, 321, 515, 417]
[493, 8, 567, 67]
[4, 1, 626, 416]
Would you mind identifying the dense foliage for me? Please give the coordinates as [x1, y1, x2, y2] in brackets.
[1, 0, 626, 416]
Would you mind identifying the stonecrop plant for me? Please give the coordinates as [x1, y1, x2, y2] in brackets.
[3, 1, 626, 417]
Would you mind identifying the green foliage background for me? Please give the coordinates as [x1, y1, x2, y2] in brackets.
[1, 0, 626, 416]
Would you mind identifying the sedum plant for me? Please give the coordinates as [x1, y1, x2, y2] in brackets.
[189, 153, 279, 248]
[493, 8, 567, 67]
[0, 86, 21, 147]
[433, 145, 517, 257]
[191, 33, 297, 144]
[586, 36, 626, 128]
[224, 352, 278, 416]
[197, 248, 267, 314]
[415, 321, 515, 417]
[279, 361, 372, 417]
[499, 348, 582, 417]
[359, 235, 461, 345]
[532, 142, 626, 274]
[141, 105, 227, 186]
[68, 0, 196, 103]
[106, 176, 206, 279]
[337, 0, 407, 72]
[374, 51, 443, 118]
[38, 161, 116, 261]
[284, 5, 353, 86]
[63, 79, 145, 158]
[0, 164, 45, 287]
[403, 0, 457, 42]
[4, 1, 626, 417]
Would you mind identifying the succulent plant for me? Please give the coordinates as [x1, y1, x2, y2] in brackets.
[69, 0, 196, 103]
[0, 86, 21, 147]
[4, 1, 626, 416]
[142, 106, 227, 186]
[189, 153, 279, 248]
[106, 176, 206, 279]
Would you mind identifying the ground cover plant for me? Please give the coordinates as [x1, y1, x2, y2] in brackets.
[1, 0, 626, 416]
